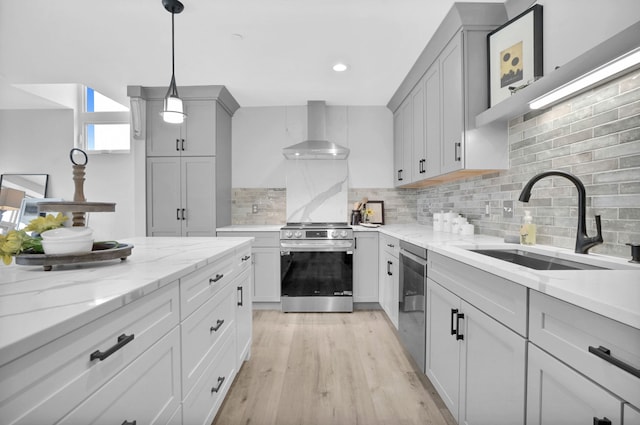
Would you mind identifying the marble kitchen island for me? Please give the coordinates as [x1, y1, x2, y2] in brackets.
[0, 236, 254, 425]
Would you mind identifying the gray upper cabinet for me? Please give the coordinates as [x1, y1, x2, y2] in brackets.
[389, 3, 509, 187]
[146, 100, 217, 157]
[128, 85, 239, 236]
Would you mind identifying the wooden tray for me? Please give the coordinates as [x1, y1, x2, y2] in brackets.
[15, 242, 133, 271]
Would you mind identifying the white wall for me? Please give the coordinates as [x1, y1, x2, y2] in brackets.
[0, 109, 136, 241]
[231, 105, 394, 188]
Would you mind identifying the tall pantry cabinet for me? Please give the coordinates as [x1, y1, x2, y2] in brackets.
[128, 86, 240, 236]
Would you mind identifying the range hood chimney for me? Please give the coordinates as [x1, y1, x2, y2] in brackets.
[283, 101, 350, 160]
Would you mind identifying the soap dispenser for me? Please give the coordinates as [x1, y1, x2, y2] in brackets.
[520, 210, 536, 245]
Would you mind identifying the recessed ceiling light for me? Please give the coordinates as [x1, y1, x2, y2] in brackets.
[332, 63, 349, 72]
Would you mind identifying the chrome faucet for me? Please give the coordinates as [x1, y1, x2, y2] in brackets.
[518, 170, 603, 254]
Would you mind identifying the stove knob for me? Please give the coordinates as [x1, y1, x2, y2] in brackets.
[340, 230, 348, 238]
[284, 231, 293, 238]
[331, 231, 339, 238]
[294, 231, 303, 238]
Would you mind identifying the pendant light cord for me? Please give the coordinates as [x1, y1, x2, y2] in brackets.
[171, 12, 175, 78]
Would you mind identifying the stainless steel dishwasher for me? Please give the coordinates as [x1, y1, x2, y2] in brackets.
[398, 240, 427, 372]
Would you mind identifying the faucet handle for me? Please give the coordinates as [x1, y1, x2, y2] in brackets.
[594, 215, 602, 237]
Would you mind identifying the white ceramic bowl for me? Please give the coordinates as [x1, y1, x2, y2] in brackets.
[41, 227, 93, 241]
[42, 238, 94, 255]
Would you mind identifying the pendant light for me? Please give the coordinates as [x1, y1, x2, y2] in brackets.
[161, 0, 186, 124]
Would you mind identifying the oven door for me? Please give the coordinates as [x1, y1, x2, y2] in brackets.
[280, 243, 353, 312]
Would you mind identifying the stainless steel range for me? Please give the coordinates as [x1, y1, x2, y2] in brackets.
[280, 223, 354, 312]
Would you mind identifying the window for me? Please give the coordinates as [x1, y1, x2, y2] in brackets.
[78, 87, 130, 152]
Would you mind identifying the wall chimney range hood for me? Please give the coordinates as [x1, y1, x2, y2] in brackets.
[283, 101, 350, 160]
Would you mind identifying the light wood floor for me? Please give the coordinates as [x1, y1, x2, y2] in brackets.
[212, 310, 457, 425]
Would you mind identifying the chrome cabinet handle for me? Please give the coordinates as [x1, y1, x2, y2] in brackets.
[90, 333, 135, 362]
[210, 319, 224, 333]
[211, 376, 225, 394]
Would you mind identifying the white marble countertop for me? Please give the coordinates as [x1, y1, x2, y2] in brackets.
[376, 224, 640, 330]
[0, 236, 252, 367]
[217, 223, 640, 329]
[217, 224, 283, 232]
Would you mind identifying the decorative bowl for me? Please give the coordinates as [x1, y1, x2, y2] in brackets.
[42, 238, 94, 255]
[40, 227, 93, 241]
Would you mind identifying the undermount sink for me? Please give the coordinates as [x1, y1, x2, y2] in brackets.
[469, 249, 610, 271]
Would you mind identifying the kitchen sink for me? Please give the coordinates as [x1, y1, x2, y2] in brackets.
[469, 249, 610, 271]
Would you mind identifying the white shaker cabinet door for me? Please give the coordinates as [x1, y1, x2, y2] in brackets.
[147, 157, 182, 237]
[425, 278, 461, 418]
[440, 33, 463, 174]
[181, 156, 216, 237]
[57, 328, 182, 425]
[353, 232, 379, 302]
[527, 343, 622, 425]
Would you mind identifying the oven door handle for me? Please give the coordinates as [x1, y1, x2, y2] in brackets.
[280, 242, 354, 252]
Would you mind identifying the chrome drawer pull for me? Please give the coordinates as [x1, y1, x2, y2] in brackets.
[210, 319, 224, 332]
[588, 345, 640, 378]
[211, 376, 225, 394]
[209, 274, 223, 284]
[90, 333, 134, 362]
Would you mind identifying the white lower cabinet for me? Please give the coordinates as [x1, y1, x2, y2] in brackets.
[0, 242, 253, 425]
[182, 330, 237, 425]
[235, 267, 253, 364]
[378, 234, 399, 328]
[626, 404, 640, 425]
[217, 231, 281, 303]
[527, 343, 622, 425]
[58, 327, 182, 425]
[426, 278, 526, 424]
[354, 231, 379, 302]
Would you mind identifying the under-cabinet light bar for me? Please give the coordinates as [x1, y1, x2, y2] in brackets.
[529, 47, 640, 110]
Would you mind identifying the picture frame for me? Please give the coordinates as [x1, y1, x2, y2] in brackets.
[487, 4, 543, 107]
[364, 201, 384, 225]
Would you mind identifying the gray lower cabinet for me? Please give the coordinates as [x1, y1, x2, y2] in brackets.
[378, 234, 399, 327]
[427, 251, 527, 424]
[147, 156, 216, 237]
[527, 343, 622, 425]
[353, 231, 379, 302]
[528, 290, 640, 424]
[426, 278, 526, 425]
[217, 231, 281, 303]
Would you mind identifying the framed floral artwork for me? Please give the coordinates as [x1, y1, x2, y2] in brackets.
[364, 201, 384, 225]
[487, 4, 543, 107]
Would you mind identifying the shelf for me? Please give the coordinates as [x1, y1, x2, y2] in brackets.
[37, 202, 115, 213]
[476, 21, 640, 128]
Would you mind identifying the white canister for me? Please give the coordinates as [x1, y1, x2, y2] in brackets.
[461, 223, 475, 236]
[433, 213, 443, 231]
[443, 211, 455, 233]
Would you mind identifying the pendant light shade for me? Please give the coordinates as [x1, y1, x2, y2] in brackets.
[161, 0, 186, 124]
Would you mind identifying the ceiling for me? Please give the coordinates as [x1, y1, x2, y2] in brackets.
[0, 0, 503, 109]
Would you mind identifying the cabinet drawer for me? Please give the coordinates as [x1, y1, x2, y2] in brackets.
[218, 231, 278, 248]
[0, 283, 179, 425]
[182, 330, 237, 425]
[58, 327, 182, 425]
[181, 282, 236, 396]
[428, 251, 527, 336]
[180, 250, 237, 319]
[380, 234, 400, 258]
[529, 291, 640, 406]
